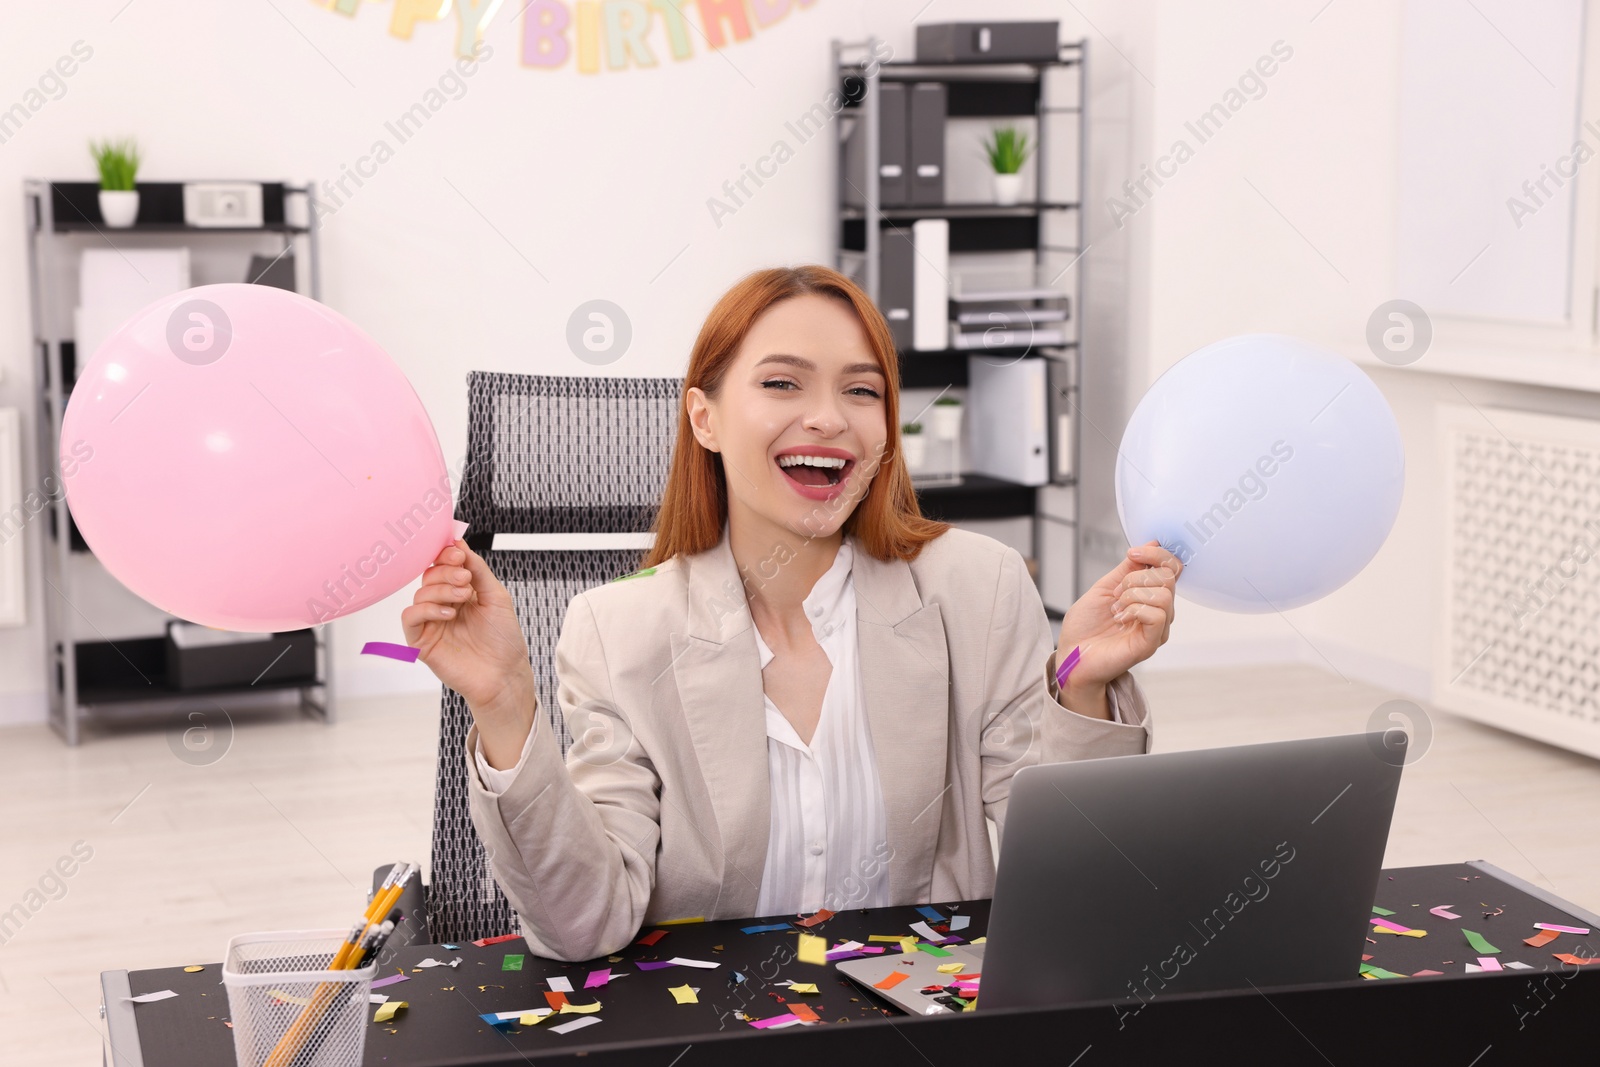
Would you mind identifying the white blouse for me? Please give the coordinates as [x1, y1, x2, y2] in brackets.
[473, 539, 1122, 915]
[748, 539, 890, 916]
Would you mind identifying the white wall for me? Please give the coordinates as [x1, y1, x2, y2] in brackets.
[0, 1, 1129, 724]
[1121, 0, 1600, 703]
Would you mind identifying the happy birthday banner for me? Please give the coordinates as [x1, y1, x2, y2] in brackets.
[317, 0, 818, 74]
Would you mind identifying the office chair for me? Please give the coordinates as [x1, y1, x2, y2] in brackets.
[376, 371, 682, 948]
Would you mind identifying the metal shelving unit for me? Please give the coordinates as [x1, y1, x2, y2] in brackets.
[23, 179, 332, 745]
[831, 38, 1087, 609]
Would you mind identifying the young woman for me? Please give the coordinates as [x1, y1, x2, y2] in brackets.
[404, 265, 1181, 962]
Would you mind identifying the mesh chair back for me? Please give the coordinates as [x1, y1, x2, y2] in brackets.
[428, 372, 681, 945]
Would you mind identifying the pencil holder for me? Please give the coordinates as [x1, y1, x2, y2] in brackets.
[222, 929, 377, 1067]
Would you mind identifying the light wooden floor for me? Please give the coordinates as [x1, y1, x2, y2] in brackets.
[2, 664, 1597, 1064]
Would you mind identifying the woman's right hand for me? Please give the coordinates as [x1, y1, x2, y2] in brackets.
[403, 539, 537, 765]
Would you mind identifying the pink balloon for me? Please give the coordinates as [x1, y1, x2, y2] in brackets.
[60, 283, 456, 632]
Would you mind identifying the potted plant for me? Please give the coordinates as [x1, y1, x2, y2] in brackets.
[90, 138, 141, 227]
[901, 422, 926, 468]
[930, 396, 963, 440]
[982, 126, 1032, 207]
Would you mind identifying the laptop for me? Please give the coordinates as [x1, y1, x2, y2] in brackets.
[838, 732, 1404, 1014]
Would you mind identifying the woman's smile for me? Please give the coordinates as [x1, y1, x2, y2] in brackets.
[774, 444, 857, 501]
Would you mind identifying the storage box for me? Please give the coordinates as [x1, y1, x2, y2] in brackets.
[164, 621, 316, 690]
[915, 22, 1059, 63]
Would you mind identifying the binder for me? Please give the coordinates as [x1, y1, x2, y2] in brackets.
[880, 227, 916, 351]
[911, 219, 949, 351]
[842, 82, 908, 206]
[908, 82, 946, 206]
[968, 356, 1049, 486]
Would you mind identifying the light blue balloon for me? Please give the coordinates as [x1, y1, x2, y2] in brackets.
[1116, 334, 1404, 613]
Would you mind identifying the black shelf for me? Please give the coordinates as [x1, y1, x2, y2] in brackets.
[915, 473, 1038, 522]
[47, 181, 306, 233]
[843, 214, 1040, 253]
[839, 201, 1078, 221]
[898, 346, 1074, 389]
[72, 635, 319, 706]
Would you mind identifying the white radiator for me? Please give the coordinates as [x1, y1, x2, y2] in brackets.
[1436, 403, 1600, 758]
[0, 408, 23, 627]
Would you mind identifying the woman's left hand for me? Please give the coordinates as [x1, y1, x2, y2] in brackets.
[1056, 541, 1183, 698]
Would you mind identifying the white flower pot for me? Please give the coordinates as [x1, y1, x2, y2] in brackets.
[993, 173, 1023, 207]
[930, 405, 962, 440]
[901, 433, 926, 468]
[99, 189, 139, 228]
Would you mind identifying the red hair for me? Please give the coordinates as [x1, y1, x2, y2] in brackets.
[643, 265, 948, 568]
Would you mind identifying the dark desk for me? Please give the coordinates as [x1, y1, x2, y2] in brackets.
[102, 862, 1599, 1065]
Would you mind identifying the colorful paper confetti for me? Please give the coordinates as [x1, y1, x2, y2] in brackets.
[472, 935, 521, 948]
[797, 933, 827, 965]
[1461, 929, 1500, 955]
[360, 641, 420, 663]
[373, 1001, 407, 1023]
[669, 985, 698, 1005]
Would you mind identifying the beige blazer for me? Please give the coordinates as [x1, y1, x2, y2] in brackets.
[465, 527, 1153, 962]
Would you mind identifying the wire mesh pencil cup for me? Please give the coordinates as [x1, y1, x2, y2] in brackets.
[222, 929, 377, 1067]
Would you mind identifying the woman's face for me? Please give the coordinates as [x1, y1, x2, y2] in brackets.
[687, 293, 889, 542]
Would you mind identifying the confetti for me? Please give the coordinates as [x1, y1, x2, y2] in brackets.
[1554, 953, 1600, 966]
[790, 1002, 820, 1023]
[1429, 905, 1460, 920]
[373, 1001, 407, 1023]
[1461, 929, 1500, 955]
[1412, 969, 1444, 976]
[472, 935, 521, 948]
[547, 976, 573, 992]
[669, 984, 698, 1005]
[544, 992, 569, 1010]
[742, 923, 791, 934]
[873, 970, 910, 990]
[786, 982, 819, 994]
[1534, 923, 1591, 935]
[795, 909, 835, 928]
[267, 990, 311, 1007]
[369, 994, 389, 1005]
[949, 915, 971, 931]
[559, 1001, 602, 1014]
[549, 1016, 602, 1035]
[916, 906, 946, 923]
[503, 955, 525, 971]
[361, 641, 419, 662]
[637, 930, 668, 947]
[797, 934, 827, 965]
[371, 974, 410, 990]
[183, 966, 205, 973]
[917, 943, 953, 958]
[417, 957, 461, 969]
[584, 968, 611, 989]
[1525, 929, 1560, 948]
[636, 961, 678, 971]
[666, 957, 720, 969]
[1477, 957, 1503, 972]
[125, 991, 178, 1004]
[936, 963, 965, 974]
[1371, 906, 1395, 916]
[749, 1013, 802, 1029]
[1370, 918, 1424, 936]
